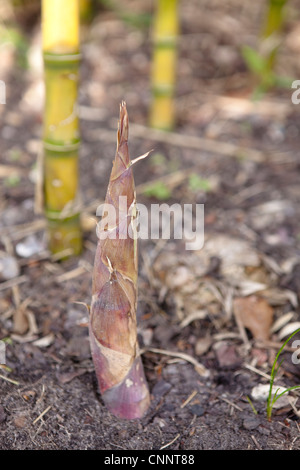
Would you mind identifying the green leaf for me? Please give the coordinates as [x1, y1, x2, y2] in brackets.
[188, 174, 211, 192]
[241, 45, 268, 76]
[4, 174, 21, 187]
[273, 75, 295, 88]
[267, 327, 300, 420]
[143, 181, 171, 200]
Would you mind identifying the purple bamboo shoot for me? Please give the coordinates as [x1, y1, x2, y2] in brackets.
[89, 102, 150, 419]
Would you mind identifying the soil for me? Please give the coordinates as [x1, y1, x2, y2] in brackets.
[1, 0, 300, 450]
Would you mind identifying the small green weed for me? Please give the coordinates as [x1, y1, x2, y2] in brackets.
[188, 174, 211, 193]
[143, 181, 171, 200]
[267, 328, 300, 421]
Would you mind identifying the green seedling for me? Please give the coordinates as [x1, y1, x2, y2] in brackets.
[241, 44, 293, 99]
[97, 0, 151, 29]
[267, 328, 300, 421]
[8, 149, 22, 162]
[0, 26, 29, 69]
[241, 0, 294, 97]
[188, 174, 211, 193]
[149, 152, 168, 171]
[246, 395, 258, 415]
[4, 174, 21, 187]
[143, 181, 171, 200]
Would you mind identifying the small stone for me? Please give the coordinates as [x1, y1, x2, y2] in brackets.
[190, 404, 205, 417]
[152, 380, 172, 398]
[214, 342, 242, 369]
[243, 416, 260, 430]
[16, 235, 45, 258]
[258, 425, 271, 436]
[0, 255, 20, 280]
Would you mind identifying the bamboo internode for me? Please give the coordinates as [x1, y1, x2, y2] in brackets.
[149, 0, 179, 131]
[42, 0, 82, 256]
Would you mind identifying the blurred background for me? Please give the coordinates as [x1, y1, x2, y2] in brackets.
[0, 0, 300, 226]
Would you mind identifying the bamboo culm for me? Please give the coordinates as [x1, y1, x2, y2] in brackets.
[42, 0, 82, 256]
[149, 0, 179, 131]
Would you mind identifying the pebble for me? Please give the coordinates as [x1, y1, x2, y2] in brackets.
[0, 255, 20, 280]
[242, 416, 260, 430]
[16, 235, 45, 258]
[189, 404, 205, 417]
[152, 380, 172, 398]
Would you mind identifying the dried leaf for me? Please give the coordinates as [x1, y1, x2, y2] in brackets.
[197, 234, 260, 271]
[32, 333, 54, 348]
[278, 322, 300, 340]
[233, 295, 274, 341]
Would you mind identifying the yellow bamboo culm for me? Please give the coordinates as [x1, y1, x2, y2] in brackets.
[42, 0, 79, 55]
[149, 0, 179, 131]
[42, 0, 82, 257]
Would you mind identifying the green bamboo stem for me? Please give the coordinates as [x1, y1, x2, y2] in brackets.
[149, 0, 179, 131]
[262, 0, 288, 71]
[42, 0, 82, 257]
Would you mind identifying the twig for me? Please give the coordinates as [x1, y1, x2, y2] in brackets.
[32, 405, 52, 425]
[160, 433, 180, 450]
[143, 347, 210, 377]
[180, 390, 198, 409]
[83, 110, 267, 162]
[0, 275, 28, 292]
[219, 396, 243, 412]
[0, 374, 20, 385]
[180, 310, 207, 329]
[130, 122, 265, 162]
[244, 363, 271, 380]
[255, 339, 297, 353]
[0, 219, 45, 240]
[55, 265, 88, 283]
[0, 165, 26, 178]
[251, 435, 262, 450]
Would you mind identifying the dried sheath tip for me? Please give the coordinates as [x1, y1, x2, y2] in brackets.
[89, 102, 150, 419]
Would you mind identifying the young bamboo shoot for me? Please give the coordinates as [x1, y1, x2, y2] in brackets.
[89, 102, 150, 419]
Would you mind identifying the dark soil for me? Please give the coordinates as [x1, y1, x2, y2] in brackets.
[1, 0, 300, 450]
